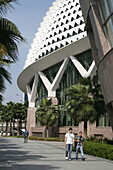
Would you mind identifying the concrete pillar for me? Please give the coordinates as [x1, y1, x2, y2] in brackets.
[87, 121, 96, 137]
[26, 73, 39, 136]
[78, 121, 84, 135]
[27, 107, 36, 136]
[51, 97, 58, 105]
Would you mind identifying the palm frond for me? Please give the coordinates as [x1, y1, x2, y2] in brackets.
[0, 66, 11, 92]
[0, 0, 18, 15]
[0, 18, 26, 62]
[0, 93, 3, 101]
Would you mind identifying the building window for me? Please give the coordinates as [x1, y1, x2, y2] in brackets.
[98, 0, 110, 23]
[108, 0, 113, 13]
[104, 17, 113, 47]
[96, 113, 110, 127]
[98, 0, 113, 48]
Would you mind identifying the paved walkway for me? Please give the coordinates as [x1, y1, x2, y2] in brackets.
[0, 137, 113, 170]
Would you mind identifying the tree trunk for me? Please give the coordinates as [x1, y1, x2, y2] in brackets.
[19, 120, 22, 135]
[12, 120, 15, 136]
[10, 120, 12, 136]
[84, 121, 87, 138]
[47, 127, 49, 138]
[1, 122, 4, 131]
[6, 122, 8, 136]
[17, 119, 20, 136]
[25, 119, 27, 130]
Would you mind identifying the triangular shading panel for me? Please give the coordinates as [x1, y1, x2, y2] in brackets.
[62, 35, 66, 40]
[72, 31, 77, 36]
[60, 43, 64, 48]
[80, 20, 84, 25]
[65, 41, 69, 45]
[54, 32, 57, 36]
[69, 25, 73, 29]
[76, 14, 80, 19]
[66, 20, 69, 24]
[55, 46, 59, 50]
[78, 28, 83, 34]
[74, 22, 78, 27]
[59, 29, 62, 34]
[67, 33, 71, 38]
[50, 47, 54, 53]
[64, 27, 67, 32]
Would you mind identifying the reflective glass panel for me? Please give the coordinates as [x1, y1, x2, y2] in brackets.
[98, 0, 110, 23]
[104, 17, 113, 48]
[108, 0, 113, 13]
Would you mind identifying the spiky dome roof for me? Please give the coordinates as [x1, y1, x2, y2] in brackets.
[24, 0, 87, 69]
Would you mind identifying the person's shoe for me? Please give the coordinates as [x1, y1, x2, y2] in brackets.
[75, 158, 78, 160]
[69, 159, 71, 161]
[65, 157, 68, 160]
[82, 158, 85, 161]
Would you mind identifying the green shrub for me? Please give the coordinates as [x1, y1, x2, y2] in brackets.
[73, 141, 113, 160]
[29, 136, 64, 142]
[86, 136, 113, 145]
[17, 135, 24, 138]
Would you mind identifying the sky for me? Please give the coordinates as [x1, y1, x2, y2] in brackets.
[2, 0, 55, 104]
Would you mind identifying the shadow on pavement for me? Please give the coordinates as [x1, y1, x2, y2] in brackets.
[0, 137, 56, 169]
[0, 164, 59, 170]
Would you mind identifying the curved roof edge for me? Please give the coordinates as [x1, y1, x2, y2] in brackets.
[17, 36, 91, 93]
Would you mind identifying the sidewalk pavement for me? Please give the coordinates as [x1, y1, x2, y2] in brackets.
[0, 137, 113, 170]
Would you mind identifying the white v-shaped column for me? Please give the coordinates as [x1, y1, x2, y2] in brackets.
[38, 71, 56, 97]
[26, 56, 96, 103]
[38, 57, 69, 97]
[26, 73, 39, 107]
[70, 56, 96, 78]
[51, 57, 69, 91]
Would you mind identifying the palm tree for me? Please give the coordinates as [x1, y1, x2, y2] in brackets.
[36, 98, 58, 137]
[79, 76, 106, 118]
[0, 0, 25, 99]
[14, 102, 28, 136]
[14, 102, 23, 136]
[0, 102, 5, 132]
[65, 83, 97, 136]
[22, 100, 28, 129]
[0, 59, 12, 101]
[65, 76, 106, 137]
[0, 104, 11, 135]
[0, 101, 28, 136]
[6, 101, 15, 135]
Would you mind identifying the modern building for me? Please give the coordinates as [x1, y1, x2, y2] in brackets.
[17, 0, 113, 139]
[79, 0, 113, 132]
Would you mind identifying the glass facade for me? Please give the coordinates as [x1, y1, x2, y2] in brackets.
[98, 0, 113, 48]
[35, 49, 110, 127]
[97, 113, 110, 127]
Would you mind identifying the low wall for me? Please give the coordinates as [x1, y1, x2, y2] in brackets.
[31, 122, 84, 138]
[31, 121, 113, 139]
[87, 121, 113, 139]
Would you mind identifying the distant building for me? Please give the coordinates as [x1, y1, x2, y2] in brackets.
[0, 120, 26, 136]
[17, 0, 113, 139]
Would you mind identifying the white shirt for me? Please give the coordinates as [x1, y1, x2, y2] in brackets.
[65, 133, 74, 144]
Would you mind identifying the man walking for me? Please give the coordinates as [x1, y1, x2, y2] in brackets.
[75, 131, 85, 161]
[24, 129, 29, 143]
[65, 127, 74, 161]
